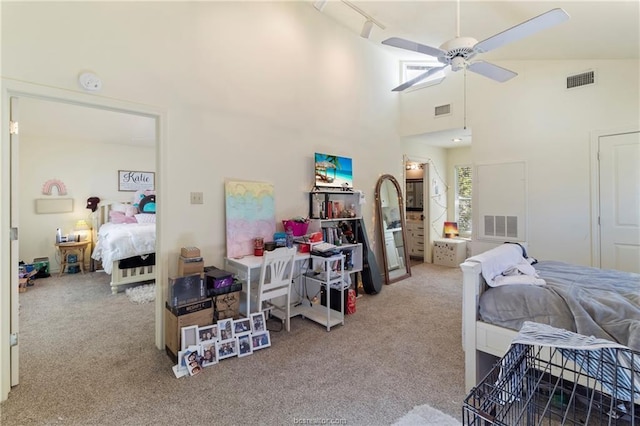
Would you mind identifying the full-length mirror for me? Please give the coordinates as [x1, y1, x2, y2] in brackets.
[375, 174, 412, 284]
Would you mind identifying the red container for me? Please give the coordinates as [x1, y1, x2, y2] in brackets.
[282, 220, 309, 237]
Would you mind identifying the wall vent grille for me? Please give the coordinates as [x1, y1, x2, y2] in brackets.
[567, 70, 595, 89]
[434, 104, 451, 116]
[484, 215, 518, 238]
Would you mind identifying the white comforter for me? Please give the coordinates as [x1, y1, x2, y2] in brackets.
[91, 222, 155, 274]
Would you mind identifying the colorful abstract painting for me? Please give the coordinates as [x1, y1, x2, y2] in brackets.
[225, 180, 276, 258]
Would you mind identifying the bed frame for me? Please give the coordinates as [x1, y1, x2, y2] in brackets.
[461, 259, 517, 392]
[93, 201, 156, 294]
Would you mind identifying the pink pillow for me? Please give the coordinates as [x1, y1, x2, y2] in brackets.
[109, 211, 137, 224]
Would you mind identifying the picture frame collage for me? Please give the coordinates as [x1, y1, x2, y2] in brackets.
[172, 312, 271, 378]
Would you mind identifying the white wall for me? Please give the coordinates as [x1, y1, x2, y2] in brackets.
[1, 2, 402, 276]
[400, 59, 640, 265]
[19, 132, 154, 272]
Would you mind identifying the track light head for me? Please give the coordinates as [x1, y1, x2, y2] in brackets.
[360, 20, 374, 38]
[313, 0, 328, 12]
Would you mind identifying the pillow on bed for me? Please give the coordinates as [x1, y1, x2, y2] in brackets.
[110, 210, 137, 224]
[135, 213, 156, 224]
[138, 194, 156, 214]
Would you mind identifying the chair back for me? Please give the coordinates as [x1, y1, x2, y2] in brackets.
[257, 247, 296, 307]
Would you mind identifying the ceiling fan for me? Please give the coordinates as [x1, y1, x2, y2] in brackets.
[382, 4, 570, 91]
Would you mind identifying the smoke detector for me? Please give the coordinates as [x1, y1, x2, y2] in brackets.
[78, 72, 102, 92]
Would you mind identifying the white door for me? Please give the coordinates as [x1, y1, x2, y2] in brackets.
[599, 131, 640, 273]
[10, 97, 20, 386]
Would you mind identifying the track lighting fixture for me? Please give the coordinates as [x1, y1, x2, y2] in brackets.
[313, 0, 327, 12]
[360, 20, 374, 39]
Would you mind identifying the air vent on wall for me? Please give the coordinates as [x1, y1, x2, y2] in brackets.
[484, 215, 518, 238]
[566, 70, 595, 89]
[434, 104, 451, 117]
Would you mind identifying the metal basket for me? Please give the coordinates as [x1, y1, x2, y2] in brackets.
[463, 343, 640, 425]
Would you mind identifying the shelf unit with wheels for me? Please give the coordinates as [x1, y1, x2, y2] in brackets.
[291, 253, 345, 331]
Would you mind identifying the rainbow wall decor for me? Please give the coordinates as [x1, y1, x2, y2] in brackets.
[42, 179, 67, 196]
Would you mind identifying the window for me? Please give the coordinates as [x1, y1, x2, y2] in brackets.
[455, 165, 472, 237]
[401, 61, 446, 91]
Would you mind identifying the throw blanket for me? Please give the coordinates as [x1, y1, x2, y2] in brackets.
[480, 261, 640, 351]
[512, 322, 640, 403]
[92, 222, 156, 274]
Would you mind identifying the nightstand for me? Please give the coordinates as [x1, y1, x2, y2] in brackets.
[433, 238, 467, 267]
[56, 241, 90, 276]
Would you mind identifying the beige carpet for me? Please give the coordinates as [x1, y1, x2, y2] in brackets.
[1, 263, 466, 425]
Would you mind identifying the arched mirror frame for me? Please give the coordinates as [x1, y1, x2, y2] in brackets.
[375, 174, 412, 284]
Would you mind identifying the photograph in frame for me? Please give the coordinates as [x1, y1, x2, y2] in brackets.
[251, 331, 271, 351]
[217, 318, 234, 341]
[200, 341, 218, 367]
[233, 318, 252, 336]
[250, 312, 266, 333]
[198, 324, 217, 343]
[181, 325, 198, 351]
[237, 335, 253, 357]
[216, 338, 238, 360]
[183, 345, 203, 376]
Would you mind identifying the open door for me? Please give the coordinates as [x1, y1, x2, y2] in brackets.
[9, 96, 20, 387]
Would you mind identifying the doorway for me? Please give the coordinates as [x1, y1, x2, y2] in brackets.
[1, 80, 164, 401]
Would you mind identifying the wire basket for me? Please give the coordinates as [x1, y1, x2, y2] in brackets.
[463, 343, 640, 425]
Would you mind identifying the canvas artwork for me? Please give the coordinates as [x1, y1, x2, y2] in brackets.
[225, 180, 276, 258]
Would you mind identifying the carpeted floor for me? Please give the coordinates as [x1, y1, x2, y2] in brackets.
[1, 263, 467, 425]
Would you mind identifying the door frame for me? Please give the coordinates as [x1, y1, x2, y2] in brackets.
[0, 78, 167, 401]
[589, 126, 640, 268]
[403, 154, 431, 263]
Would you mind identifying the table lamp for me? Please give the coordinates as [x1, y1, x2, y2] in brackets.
[75, 219, 90, 241]
[443, 221, 459, 238]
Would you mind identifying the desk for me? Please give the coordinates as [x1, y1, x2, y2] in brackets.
[225, 252, 311, 318]
[56, 241, 90, 276]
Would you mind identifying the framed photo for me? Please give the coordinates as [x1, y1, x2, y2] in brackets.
[118, 170, 155, 192]
[217, 318, 234, 341]
[250, 312, 266, 333]
[233, 318, 252, 336]
[198, 325, 217, 343]
[181, 325, 198, 351]
[200, 341, 218, 367]
[216, 339, 238, 360]
[251, 331, 271, 351]
[237, 335, 253, 357]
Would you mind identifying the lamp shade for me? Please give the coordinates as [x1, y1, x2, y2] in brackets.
[443, 221, 459, 238]
[75, 219, 90, 231]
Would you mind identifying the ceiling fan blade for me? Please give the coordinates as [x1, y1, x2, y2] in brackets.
[467, 61, 517, 82]
[474, 8, 570, 53]
[382, 37, 446, 58]
[392, 66, 447, 92]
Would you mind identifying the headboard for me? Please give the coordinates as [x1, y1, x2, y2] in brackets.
[92, 201, 134, 230]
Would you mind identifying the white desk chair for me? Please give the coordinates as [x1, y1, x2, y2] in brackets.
[256, 247, 296, 332]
